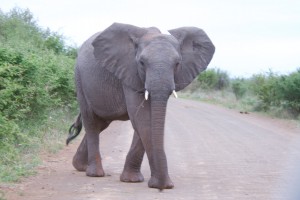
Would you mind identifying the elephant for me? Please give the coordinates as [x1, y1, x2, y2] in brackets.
[66, 23, 215, 190]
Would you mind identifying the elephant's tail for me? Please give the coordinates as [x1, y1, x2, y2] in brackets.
[66, 113, 83, 145]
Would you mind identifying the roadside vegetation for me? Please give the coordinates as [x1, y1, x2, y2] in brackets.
[181, 68, 300, 120]
[0, 8, 77, 184]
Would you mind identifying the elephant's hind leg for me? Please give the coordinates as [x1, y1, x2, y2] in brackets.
[85, 118, 111, 177]
[120, 131, 145, 182]
[72, 133, 88, 171]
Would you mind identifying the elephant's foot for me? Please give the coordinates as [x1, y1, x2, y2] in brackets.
[72, 155, 87, 171]
[72, 155, 87, 172]
[148, 176, 174, 190]
[72, 146, 88, 171]
[120, 170, 144, 182]
[86, 163, 105, 177]
[86, 154, 105, 177]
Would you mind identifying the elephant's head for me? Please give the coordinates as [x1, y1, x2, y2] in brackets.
[92, 23, 215, 189]
[92, 23, 215, 97]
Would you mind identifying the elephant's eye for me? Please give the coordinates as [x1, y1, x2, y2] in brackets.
[139, 60, 145, 66]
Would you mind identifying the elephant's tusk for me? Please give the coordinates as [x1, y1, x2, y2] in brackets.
[145, 90, 149, 100]
[172, 90, 178, 98]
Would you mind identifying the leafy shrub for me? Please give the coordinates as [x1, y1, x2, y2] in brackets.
[197, 68, 229, 90]
[277, 70, 300, 116]
[244, 70, 300, 117]
[231, 78, 247, 100]
[0, 47, 75, 120]
[0, 114, 22, 163]
[249, 72, 281, 111]
[187, 68, 300, 118]
[0, 8, 77, 182]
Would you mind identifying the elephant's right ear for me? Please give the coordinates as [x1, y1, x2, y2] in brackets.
[92, 23, 147, 91]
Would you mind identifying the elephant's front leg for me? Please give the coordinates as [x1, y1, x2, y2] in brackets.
[123, 86, 174, 189]
[120, 131, 145, 182]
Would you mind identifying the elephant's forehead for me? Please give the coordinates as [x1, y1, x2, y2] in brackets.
[142, 34, 178, 44]
[141, 34, 180, 51]
[146, 41, 177, 52]
[140, 42, 180, 62]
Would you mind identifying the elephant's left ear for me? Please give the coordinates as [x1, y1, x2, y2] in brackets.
[92, 23, 148, 91]
[168, 27, 215, 91]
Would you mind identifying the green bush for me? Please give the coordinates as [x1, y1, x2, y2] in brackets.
[231, 78, 247, 100]
[249, 72, 280, 111]
[277, 70, 300, 116]
[0, 115, 22, 164]
[0, 47, 75, 120]
[232, 70, 300, 117]
[0, 8, 77, 182]
[186, 68, 300, 119]
[197, 68, 229, 90]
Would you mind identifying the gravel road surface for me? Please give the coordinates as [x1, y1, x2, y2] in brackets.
[3, 98, 300, 200]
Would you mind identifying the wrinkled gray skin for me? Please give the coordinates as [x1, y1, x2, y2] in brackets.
[71, 23, 215, 190]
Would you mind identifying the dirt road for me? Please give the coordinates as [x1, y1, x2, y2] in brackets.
[3, 99, 300, 200]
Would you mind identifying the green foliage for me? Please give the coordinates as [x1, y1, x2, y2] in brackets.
[0, 115, 22, 163]
[44, 32, 65, 54]
[185, 68, 300, 119]
[247, 70, 300, 116]
[249, 72, 279, 111]
[231, 78, 247, 100]
[0, 47, 75, 120]
[197, 68, 230, 90]
[0, 7, 77, 182]
[275, 70, 300, 115]
[0, 7, 77, 58]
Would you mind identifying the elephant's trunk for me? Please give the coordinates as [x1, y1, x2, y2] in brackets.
[150, 91, 170, 189]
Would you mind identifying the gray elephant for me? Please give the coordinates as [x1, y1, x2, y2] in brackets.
[66, 23, 215, 190]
